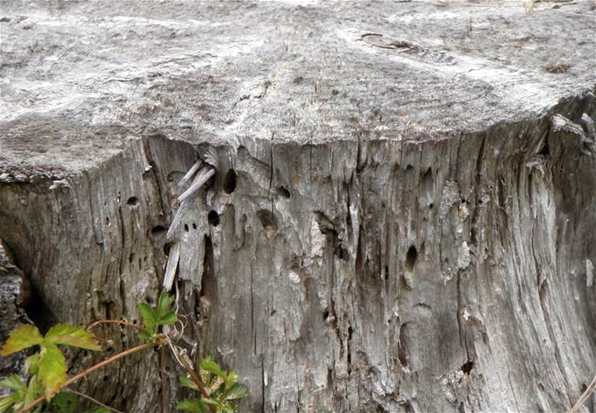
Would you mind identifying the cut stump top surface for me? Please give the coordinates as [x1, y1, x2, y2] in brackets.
[1, 0, 595, 174]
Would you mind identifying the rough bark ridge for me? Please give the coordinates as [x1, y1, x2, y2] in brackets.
[1, 1, 595, 412]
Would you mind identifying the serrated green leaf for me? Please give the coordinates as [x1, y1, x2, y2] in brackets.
[38, 343, 67, 400]
[156, 293, 174, 318]
[200, 357, 224, 378]
[201, 397, 221, 407]
[159, 310, 177, 326]
[176, 398, 209, 413]
[1, 325, 43, 356]
[0, 394, 18, 413]
[0, 375, 26, 391]
[47, 392, 79, 413]
[23, 376, 43, 411]
[224, 370, 238, 391]
[25, 353, 41, 375]
[45, 324, 101, 351]
[225, 382, 248, 401]
[137, 330, 153, 342]
[178, 374, 198, 391]
[137, 303, 158, 334]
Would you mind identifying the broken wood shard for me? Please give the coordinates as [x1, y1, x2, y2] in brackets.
[177, 166, 215, 203]
[162, 243, 181, 291]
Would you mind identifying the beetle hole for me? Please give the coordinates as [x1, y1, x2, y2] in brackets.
[257, 210, 278, 233]
[405, 246, 418, 273]
[461, 360, 474, 375]
[277, 186, 291, 198]
[150, 225, 166, 238]
[208, 210, 220, 226]
[184, 224, 189, 232]
[223, 169, 237, 194]
[127, 197, 139, 206]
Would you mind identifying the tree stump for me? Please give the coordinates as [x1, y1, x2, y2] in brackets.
[1, 1, 595, 411]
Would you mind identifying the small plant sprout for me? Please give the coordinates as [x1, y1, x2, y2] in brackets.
[137, 292, 178, 343]
[177, 356, 248, 413]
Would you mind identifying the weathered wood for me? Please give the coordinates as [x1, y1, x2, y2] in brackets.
[162, 243, 181, 292]
[0, 1, 595, 412]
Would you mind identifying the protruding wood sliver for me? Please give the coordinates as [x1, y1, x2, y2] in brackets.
[177, 166, 215, 203]
[178, 159, 202, 189]
[166, 198, 192, 242]
[163, 243, 181, 292]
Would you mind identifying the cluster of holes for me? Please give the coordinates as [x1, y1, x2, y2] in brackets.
[183, 223, 199, 232]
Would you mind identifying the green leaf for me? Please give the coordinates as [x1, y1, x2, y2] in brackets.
[225, 382, 248, 401]
[25, 353, 41, 375]
[176, 398, 209, 413]
[47, 392, 79, 413]
[0, 375, 26, 391]
[200, 357, 224, 378]
[137, 330, 153, 342]
[45, 325, 101, 351]
[23, 376, 43, 411]
[38, 343, 67, 400]
[224, 371, 237, 391]
[156, 293, 175, 318]
[159, 310, 177, 326]
[0, 394, 18, 413]
[1, 325, 43, 356]
[178, 374, 198, 391]
[201, 397, 221, 407]
[137, 303, 158, 334]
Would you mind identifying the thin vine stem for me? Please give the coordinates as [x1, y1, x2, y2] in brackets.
[63, 388, 124, 413]
[87, 319, 146, 332]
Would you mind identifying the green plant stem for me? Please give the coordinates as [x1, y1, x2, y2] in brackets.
[18, 342, 155, 413]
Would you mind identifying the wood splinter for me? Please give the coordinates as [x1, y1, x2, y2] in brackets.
[177, 159, 202, 189]
[166, 198, 192, 242]
[177, 166, 215, 203]
[162, 243, 181, 291]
